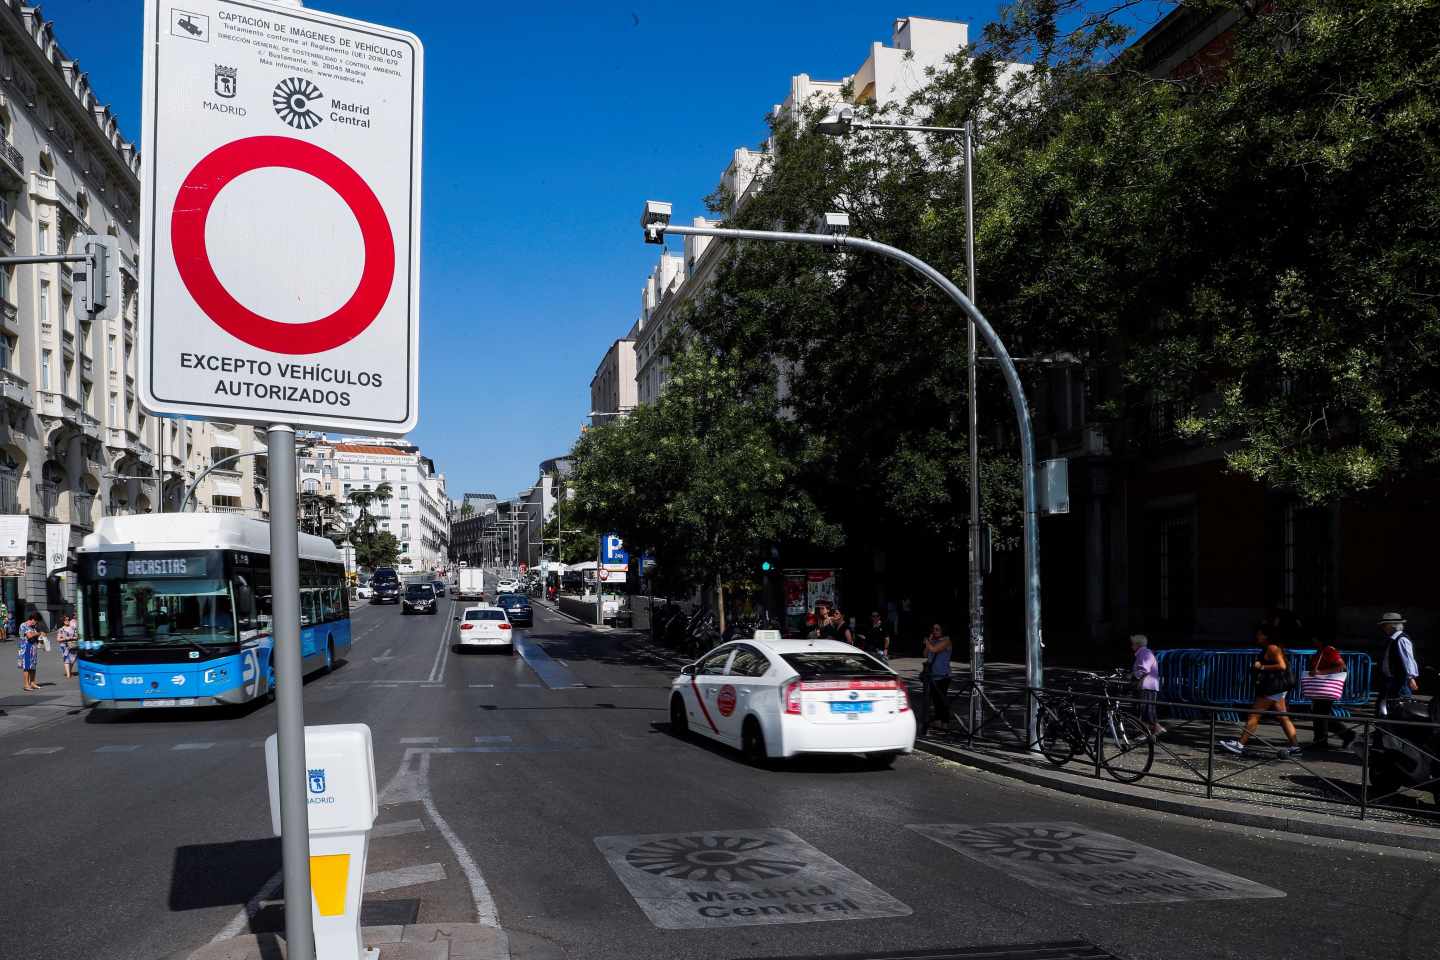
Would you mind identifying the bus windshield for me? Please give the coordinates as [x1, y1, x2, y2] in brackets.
[82, 576, 238, 650]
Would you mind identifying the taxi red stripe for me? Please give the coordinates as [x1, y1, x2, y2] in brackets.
[690, 675, 719, 733]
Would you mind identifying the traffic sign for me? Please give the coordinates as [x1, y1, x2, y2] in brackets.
[139, 0, 423, 434]
[601, 533, 629, 571]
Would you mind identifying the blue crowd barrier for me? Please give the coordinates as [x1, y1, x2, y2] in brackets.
[1154, 648, 1372, 714]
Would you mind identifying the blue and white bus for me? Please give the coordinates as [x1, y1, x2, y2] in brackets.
[75, 514, 352, 709]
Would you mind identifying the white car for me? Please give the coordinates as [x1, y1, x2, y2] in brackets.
[355, 583, 373, 600]
[669, 633, 914, 767]
[496, 577, 520, 594]
[454, 605, 514, 653]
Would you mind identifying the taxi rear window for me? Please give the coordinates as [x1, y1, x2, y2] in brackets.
[465, 610, 506, 621]
[781, 652, 891, 678]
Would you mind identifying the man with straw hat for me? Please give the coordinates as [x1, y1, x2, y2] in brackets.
[1376, 612, 1419, 717]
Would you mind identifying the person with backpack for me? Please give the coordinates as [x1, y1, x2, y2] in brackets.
[1301, 643, 1355, 749]
[1219, 624, 1301, 757]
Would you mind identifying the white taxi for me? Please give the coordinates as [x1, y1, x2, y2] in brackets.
[454, 605, 514, 654]
[668, 632, 914, 767]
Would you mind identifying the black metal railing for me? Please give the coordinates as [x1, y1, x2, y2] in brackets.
[914, 674, 1439, 825]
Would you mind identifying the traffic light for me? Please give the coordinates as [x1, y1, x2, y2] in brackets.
[76, 235, 120, 322]
[761, 561, 772, 572]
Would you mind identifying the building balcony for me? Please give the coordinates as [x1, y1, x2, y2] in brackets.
[80, 411, 102, 442]
[0, 138, 23, 189]
[61, 329, 75, 358]
[0, 298, 17, 338]
[0, 369, 30, 408]
[80, 353, 93, 378]
[106, 426, 128, 450]
[60, 264, 73, 293]
[29, 171, 84, 223]
[35, 482, 58, 520]
[38, 390, 81, 424]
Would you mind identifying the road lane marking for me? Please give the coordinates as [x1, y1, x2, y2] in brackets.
[468, 683, 495, 688]
[400, 737, 439, 744]
[173, 742, 216, 750]
[417, 751, 506, 936]
[95, 745, 142, 753]
[15, 746, 62, 755]
[364, 862, 447, 893]
[370, 818, 426, 839]
[474, 735, 512, 743]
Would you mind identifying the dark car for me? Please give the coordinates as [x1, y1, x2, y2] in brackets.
[496, 593, 532, 627]
[371, 569, 401, 604]
[431, 580, 446, 598]
[402, 583, 437, 615]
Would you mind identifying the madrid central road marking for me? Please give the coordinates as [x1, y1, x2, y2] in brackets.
[596, 828, 911, 929]
[906, 822, 1286, 905]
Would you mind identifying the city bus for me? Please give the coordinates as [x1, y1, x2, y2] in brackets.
[75, 514, 352, 709]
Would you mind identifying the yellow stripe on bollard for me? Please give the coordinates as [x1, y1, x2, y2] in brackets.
[309, 853, 351, 917]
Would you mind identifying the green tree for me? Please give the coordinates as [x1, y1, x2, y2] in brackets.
[356, 531, 401, 570]
[567, 345, 839, 598]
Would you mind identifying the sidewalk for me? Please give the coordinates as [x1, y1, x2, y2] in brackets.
[0, 644, 86, 739]
[902, 660, 1439, 851]
[173, 922, 520, 960]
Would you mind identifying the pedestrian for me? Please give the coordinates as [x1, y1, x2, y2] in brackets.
[1300, 643, 1355, 749]
[1219, 624, 1301, 757]
[862, 611, 893, 662]
[922, 623, 954, 732]
[0, 598, 9, 640]
[56, 614, 78, 680]
[830, 608, 855, 647]
[807, 601, 832, 639]
[1129, 634, 1164, 736]
[16, 612, 42, 691]
[1375, 612, 1420, 717]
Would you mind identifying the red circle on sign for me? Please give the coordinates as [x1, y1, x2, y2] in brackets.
[170, 135, 395, 355]
[717, 685, 737, 717]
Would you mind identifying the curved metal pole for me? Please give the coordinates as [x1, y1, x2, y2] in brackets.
[180, 450, 264, 512]
[647, 220, 1044, 741]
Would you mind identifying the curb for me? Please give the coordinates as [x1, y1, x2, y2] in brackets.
[915, 737, 1440, 854]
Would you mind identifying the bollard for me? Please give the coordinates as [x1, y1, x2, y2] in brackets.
[266, 724, 379, 960]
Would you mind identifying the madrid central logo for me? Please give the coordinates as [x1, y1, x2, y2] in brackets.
[273, 77, 323, 130]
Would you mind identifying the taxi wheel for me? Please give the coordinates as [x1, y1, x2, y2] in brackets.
[741, 718, 770, 767]
[669, 695, 689, 738]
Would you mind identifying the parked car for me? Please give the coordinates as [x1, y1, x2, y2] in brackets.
[355, 583, 373, 600]
[402, 583, 438, 615]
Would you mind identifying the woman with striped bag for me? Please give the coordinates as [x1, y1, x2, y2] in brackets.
[1302, 645, 1355, 750]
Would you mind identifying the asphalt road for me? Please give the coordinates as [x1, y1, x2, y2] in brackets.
[2, 570, 1437, 960]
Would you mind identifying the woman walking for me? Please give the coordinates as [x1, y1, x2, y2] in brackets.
[16, 612, 42, 691]
[1130, 634, 1165, 736]
[922, 623, 954, 732]
[56, 614, 78, 680]
[1301, 644, 1355, 749]
[1220, 625, 1301, 757]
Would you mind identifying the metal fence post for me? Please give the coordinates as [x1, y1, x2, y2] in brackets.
[1093, 698, 1104, 779]
[1206, 712, 1216, 800]
[1359, 717, 1371, 821]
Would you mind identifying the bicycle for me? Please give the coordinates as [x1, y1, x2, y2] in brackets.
[1033, 669, 1155, 783]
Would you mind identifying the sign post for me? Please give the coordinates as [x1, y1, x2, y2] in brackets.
[140, 2, 422, 956]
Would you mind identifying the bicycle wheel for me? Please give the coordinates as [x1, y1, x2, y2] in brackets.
[1100, 710, 1155, 783]
[1036, 705, 1076, 766]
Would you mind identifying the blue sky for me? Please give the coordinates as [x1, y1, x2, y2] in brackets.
[44, 0, 1168, 502]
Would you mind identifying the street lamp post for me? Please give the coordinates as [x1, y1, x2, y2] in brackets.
[641, 201, 1045, 742]
[817, 109, 988, 731]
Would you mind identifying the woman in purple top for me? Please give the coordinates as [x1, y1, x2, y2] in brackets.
[1130, 634, 1163, 736]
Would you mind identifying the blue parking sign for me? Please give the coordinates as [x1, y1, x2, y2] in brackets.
[602, 534, 629, 567]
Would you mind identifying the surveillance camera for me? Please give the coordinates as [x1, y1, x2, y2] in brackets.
[641, 200, 672, 244]
[816, 106, 856, 137]
[816, 212, 850, 237]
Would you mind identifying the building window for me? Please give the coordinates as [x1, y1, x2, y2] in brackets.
[41, 350, 51, 390]
[38, 221, 49, 254]
[106, 335, 115, 367]
[400, 485, 409, 499]
[81, 381, 92, 413]
[342, 465, 350, 479]
[108, 393, 117, 423]
[1144, 506, 1196, 627]
[363, 466, 370, 480]
[0, 264, 9, 303]
[39, 280, 50, 323]
[0, 336, 8, 371]
[381, 467, 387, 479]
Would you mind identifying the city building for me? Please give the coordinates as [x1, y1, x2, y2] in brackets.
[589, 338, 636, 426]
[0, 3, 269, 625]
[297, 437, 450, 575]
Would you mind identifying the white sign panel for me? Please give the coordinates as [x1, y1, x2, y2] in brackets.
[0, 515, 26, 558]
[140, 0, 423, 434]
[45, 524, 70, 575]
